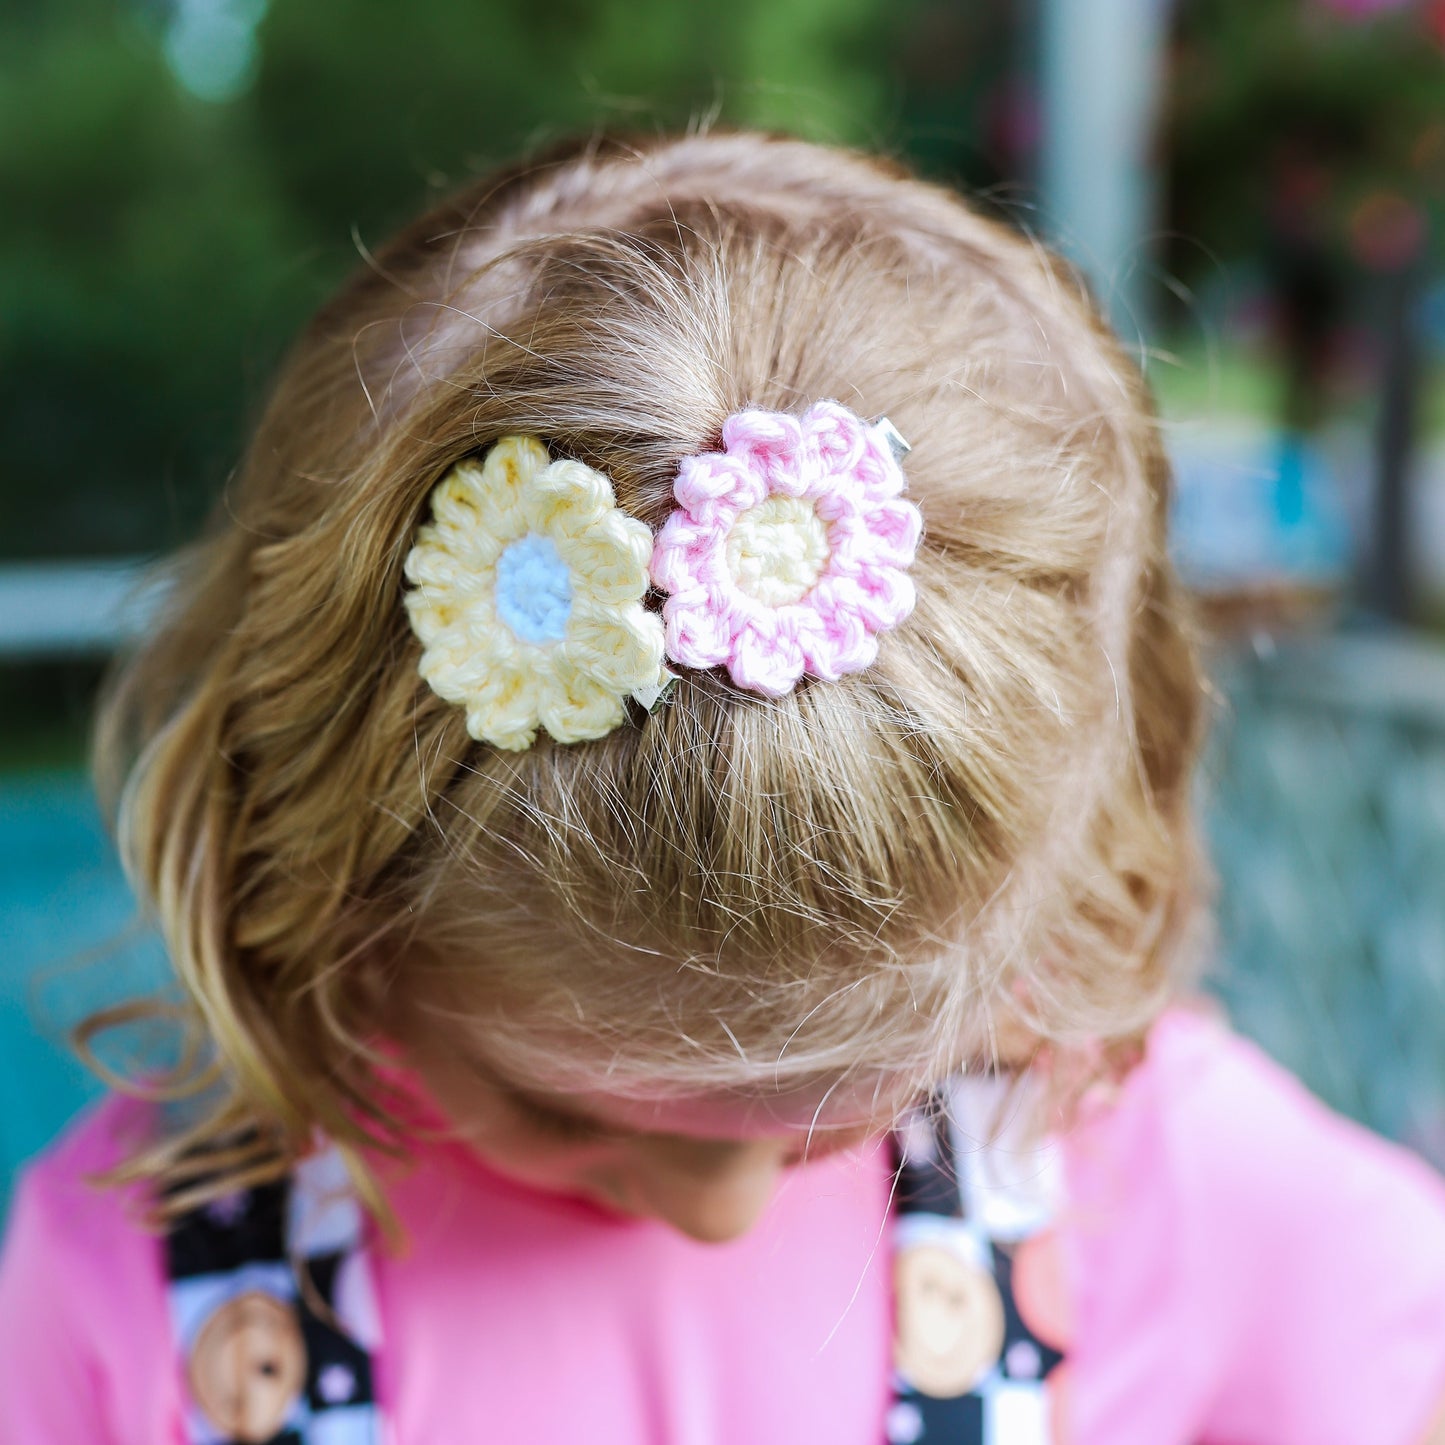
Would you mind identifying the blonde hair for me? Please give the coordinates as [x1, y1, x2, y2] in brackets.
[92, 130, 1206, 1206]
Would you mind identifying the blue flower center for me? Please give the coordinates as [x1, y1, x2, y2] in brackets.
[495, 533, 573, 643]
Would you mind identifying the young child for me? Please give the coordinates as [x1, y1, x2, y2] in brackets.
[3, 130, 1445, 1445]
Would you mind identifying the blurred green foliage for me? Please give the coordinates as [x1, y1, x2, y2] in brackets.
[6, 0, 1444, 563]
[0, 0, 918, 560]
[1166, 0, 1445, 307]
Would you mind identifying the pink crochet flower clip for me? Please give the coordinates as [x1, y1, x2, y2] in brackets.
[650, 401, 923, 697]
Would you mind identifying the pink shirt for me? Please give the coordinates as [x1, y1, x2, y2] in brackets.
[4, 1009, 1445, 1443]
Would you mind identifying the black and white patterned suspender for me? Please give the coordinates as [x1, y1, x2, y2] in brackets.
[162, 1084, 1065, 1445]
[886, 1076, 1067, 1444]
[165, 1147, 383, 1445]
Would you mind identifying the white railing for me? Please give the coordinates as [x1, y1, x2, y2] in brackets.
[0, 559, 165, 659]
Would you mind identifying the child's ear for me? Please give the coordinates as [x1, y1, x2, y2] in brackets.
[347, 945, 405, 1040]
[989, 978, 1044, 1070]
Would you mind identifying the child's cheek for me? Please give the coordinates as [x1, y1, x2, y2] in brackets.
[1011, 1230, 1073, 1350]
[465, 1124, 635, 1205]
[1012, 1231, 1076, 1445]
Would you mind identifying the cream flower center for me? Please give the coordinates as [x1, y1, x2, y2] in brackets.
[725, 495, 830, 606]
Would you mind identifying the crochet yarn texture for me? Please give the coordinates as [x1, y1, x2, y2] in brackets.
[650, 402, 923, 696]
[404, 436, 667, 750]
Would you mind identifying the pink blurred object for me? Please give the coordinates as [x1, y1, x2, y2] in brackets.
[1349, 189, 1428, 270]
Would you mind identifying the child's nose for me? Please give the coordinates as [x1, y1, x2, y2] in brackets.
[625, 1138, 791, 1244]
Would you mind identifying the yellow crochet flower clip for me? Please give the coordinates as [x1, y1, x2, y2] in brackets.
[403, 435, 670, 751]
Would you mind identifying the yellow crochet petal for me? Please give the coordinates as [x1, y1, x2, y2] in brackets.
[564, 601, 667, 693]
[484, 435, 552, 495]
[405, 489, 505, 600]
[525, 458, 616, 535]
[430, 433, 549, 546]
[538, 663, 627, 745]
[404, 569, 500, 648]
[469, 707, 538, 752]
[404, 532, 496, 594]
[416, 625, 506, 704]
[426, 465, 507, 552]
[558, 512, 654, 606]
[458, 652, 543, 752]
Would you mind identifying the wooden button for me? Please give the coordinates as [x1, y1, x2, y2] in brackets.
[187, 1291, 307, 1443]
[894, 1242, 1005, 1398]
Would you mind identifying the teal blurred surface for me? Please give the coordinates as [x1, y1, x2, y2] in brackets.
[0, 774, 148, 1208]
[1206, 634, 1445, 1168]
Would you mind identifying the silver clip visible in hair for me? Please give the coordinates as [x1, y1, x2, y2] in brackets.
[632, 670, 679, 714]
[872, 416, 912, 464]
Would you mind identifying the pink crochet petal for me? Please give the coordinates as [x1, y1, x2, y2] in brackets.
[651, 515, 712, 595]
[649, 546, 693, 598]
[822, 514, 869, 575]
[674, 455, 764, 516]
[664, 592, 737, 670]
[852, 435, 904, 502]
[783, 606, 830, 671]
[806, 578, 876, 677]
[853, 497, 923, 567]
[803, 400, 868, 476]
[673, 454, 733, 508]
[811, 483, 862, 525]
[699, 538, 740, 591]
[740, 413, 808, 497]
[721, 457, 768, 514]
[722, 409, 803, 464]
[656, 529, 736, 599]
[881, 496, 924, 551]
[822, 626, 879, 679]
[794, 433, 835, 499]
[728, 617, 806, 697]
[764, 455, 814, 498]
[850, 567, 917, 630]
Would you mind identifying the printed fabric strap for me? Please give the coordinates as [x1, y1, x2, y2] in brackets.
[165, 1147, 384, 1444]
[886, 1075, 1067, 1444]
[163, 1085, 1063, 1445]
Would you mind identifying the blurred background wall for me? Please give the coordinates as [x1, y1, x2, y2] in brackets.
[4, 0, 1445, 1206]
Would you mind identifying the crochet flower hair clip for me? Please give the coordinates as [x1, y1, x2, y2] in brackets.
[650, 401, 922, 697]
[403, 402, 923, 750]
[403, 435, 667, 751]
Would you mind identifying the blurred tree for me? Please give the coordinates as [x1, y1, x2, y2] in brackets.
[249, 0, 899, 268]
[1166, 0, 1445, 306]
[1165, 0, 1445, 620]
[1, 0, 908, 561]
[0, 0, 314, 557]
[894, 0, 1037, 203]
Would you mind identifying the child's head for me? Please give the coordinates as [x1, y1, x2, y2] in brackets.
[95, 131, 1204, 1216]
